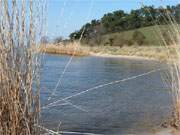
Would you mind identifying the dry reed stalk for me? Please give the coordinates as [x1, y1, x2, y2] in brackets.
[0, 0, 46, 134]
[153, 8, 180, 128]
[139, 4, 180, 129]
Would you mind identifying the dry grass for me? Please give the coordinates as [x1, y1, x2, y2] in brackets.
[157, 11, 180, 129]
[89, 45, 179, 61]
[40, 42, 90, 56]
[0, 0, 46, 134]
[41, 43, 180, 62]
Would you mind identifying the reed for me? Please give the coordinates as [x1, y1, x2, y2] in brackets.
[0, 0, 46, 134]
[166, 23, 180, 129]
[156, 8, 180, 129]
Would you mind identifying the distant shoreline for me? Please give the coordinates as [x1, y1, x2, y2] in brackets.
[91, 52, 157, 61]
[40, 43, 178, 62]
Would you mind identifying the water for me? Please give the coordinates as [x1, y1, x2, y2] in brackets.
[40, 54, 172, 135]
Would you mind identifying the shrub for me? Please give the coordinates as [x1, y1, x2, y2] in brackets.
[109, 38, 114, 46]
[132, 30, 146, 45]
[125, 40, 133, 46]
[114, 37, 125, 47]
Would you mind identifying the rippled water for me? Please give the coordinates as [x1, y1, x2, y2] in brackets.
[40, 54, 172, 135]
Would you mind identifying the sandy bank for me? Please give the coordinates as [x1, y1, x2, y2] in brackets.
[152, 128, 180, 135]
[91, 52, 157, 61]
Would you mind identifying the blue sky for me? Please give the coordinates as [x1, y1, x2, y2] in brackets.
[47, 0, 179, 39]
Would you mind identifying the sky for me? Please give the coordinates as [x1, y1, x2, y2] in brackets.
[47, 0, 180, 39]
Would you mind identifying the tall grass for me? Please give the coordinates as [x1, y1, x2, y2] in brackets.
[153, 8, 180, 128]
[165, 22, 180, 128]
[0, 0, 46, 134]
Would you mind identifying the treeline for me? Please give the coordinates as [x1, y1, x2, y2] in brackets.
[69, 4, 180, 45]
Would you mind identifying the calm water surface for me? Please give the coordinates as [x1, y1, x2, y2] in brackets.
[40, 54, 172, 135]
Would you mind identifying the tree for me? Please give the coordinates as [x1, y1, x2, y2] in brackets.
[128, 10, 142, 29]
[140, 6, 156, 26]
[101, 13, 114, 32]
[69, 3, 179, 45]
[69, 31, 81, 40]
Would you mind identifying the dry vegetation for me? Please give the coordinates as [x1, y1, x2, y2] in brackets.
[40, 42, 90, 56]
[158, 13, 180, 130]
[0, 0, 45, 134]
[89, 45, 179, 61]
[0, 0, 180, 134]
[41, 43, 180, 62]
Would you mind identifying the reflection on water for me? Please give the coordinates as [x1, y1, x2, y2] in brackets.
[40, 54, 172, 134]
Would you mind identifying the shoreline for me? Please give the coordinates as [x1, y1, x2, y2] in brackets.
[91, 52, 158, 61]
[153, 128, 180, 135]
[40, 44, 178, 62]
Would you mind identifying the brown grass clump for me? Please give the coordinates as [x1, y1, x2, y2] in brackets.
[0, 0, 46, 134]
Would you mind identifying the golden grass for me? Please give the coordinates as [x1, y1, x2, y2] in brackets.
[41, 43, 180, 62]
[89, 45, 177, 61]
[0, 0, 46, 134]
[156, 13, 180, 129]
[40, 42, 90, 56]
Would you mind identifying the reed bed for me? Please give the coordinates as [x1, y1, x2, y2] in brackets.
[40, 42, 90, 56]
[41, 43, 180, 62]
[0, 0, 46, 134]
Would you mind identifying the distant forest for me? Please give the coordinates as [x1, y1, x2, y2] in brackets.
[69, 4, 180, 41]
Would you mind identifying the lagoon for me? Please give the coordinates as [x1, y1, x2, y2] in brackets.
[41, 54, 172, 134]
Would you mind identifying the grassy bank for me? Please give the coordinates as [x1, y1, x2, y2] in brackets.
[97, 25, 164, 46]
[80, 25, 179, 47]
[89, 45, 178, 61]
[41, 24, 180, 61]
[40, 43, 179, 62]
